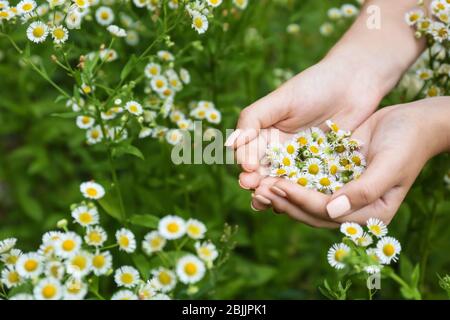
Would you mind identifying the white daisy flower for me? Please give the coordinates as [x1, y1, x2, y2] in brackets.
[367, 218, 388, 238]
[195, 242, 218, 264]
[84, 225, 107, 247]
[34, 278, 62, 300]
[207, 0, 222, 7]
[233, 0, 248, 10]
[132, 0, 147, 8]
[50, 25, 68, 44]
[191, 13, 208, 34]
[99, 48, 118, 62]
[17, 0, 36, 15]
[186, 219, 206, 240]
[1, 267, 22, 288]
[16, 252, 44, 278]
[86, 125, 104, 144]
[327, 243, 350, 270]
[340, 222, 364, 239]
[91, 250, 113, 276]
[125, 30, 139, 46]
[73, 0, 90, 9]
[64, 277, 88, 300]
[125, 100, 143, 116]
[0, 238, 17, 254]
[144, 62, 161, 78]
[44, 260, 65, 280]
[157, 50, 175, 62]
[176, 255, 206, 284]
[151, 267, 177, 292]
[170, 110, 185, 123]
[26, 21, 49, 43]
[138, 282, 157, 300]
[76, 115, 95, 129]
[115, 228, 137, 253]
[139, 127, 153, 139]
[179, 68, 191, 84]
[304, 158, 322, 175]
[320, 22, 334, 36]
[9, 293, 34, 300]
[206, 109, 221, 124]
[0, 0, 9, 10]
[66, 251, 92, 277]
[65, 10, 82, 29]
[341, 4, 358, 17]
[71, 205, 99, 227]
[114, 266, 140, 288]
[80, 181, 105, 200]
[107, 24, 127, 37]
[328, 7, 342, 20]
[142, 231, 166, 255]
[150, 75, 169, 93]
[54, 232, 82, 258]
[158, 215, 186, 240]
[364, 265, 382, 275]
[111, 290, 138, 300]
[1, 248, 22, 266]
[95, 6, 114, 26]
[165, 129, 184, 145]
[352, 232, 373, 247]
[376, 236, 401, 264]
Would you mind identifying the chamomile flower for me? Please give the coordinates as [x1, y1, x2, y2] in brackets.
[34, 278, 62, 300]
[114, 266, 140, 288]
[157, 50, 174, 62]
[99, 48, 118, 62]
[138, 282, 157, 300]
[367, 218, 388, 238]
[206, 109, 221, 124]
[327, 243, 350, 270]
[125, 30, 139, 46]
[142, 231, 166, 255]
[292, 173, 313, 187]
[132, 0, 147, 8]
[376, 236, 401, 264]
[340, 222, 364, 239]
[352, 232, 373, 247]
[1, 248, 22, 265]
[320, 22, 334, 36]
[125, 100, 143, 116]
[84, 226, 107, 247]
[26, 21, 49, 43]
[144, 62, 161, 78]
[315, 174, 335, 192]
[186, 219, 206, 239]
[45, 260, 65, 280]
[66, 251, 92, 277]
[195, 242, 218, 264]
[107, 24, 126, 37]
[54, 232, 82, 258]
[1, 267, 22, 288]
[304, 158, 322, 175]
[80, 181, 105, 200]
[95, 6, 114, 26]
[341, 4, 358, 17]
[192, 12, 208, 34]
[0, 238, 16, 254]
[71, 205, 99, 227]
[86, 125, 104, 144]
[179, 68, 191, 84]
[116, 228, 137, 253]
[207, 0, 222, 7]
[73, 0, 89, 9]
[176, 255, 206, 284]
[65, 10, 82, 29]
[166, 129, 184, 145]
[17, 0, 36, 15]
[111, 290, 138, 300]
[158, 215, 186, 240]
[150, 75, 168, 93]
[64, 277, 88, 300]
[91, 250, 113, 276]
[16, 252, 44, 278]
[76, 115, 95, 129]
[151, 267, 177, 292]
[50, 25, 68, 44]
[233, 0, 248, 10]
[328, 7, 342, 20]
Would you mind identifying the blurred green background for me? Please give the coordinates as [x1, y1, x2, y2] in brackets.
[1, 0, 449, 299]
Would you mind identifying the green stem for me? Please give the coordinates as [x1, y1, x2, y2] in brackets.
[101, 243, 119, 251]
[108, 150, 127, 223]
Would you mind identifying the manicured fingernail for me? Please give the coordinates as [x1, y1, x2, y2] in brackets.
[238, 179, 249, 190]
[254, 194, 271, 205]
[327, 195, 351, 218]
[224, 129, 241, 147]
[270, 186, 287, 198]
[250, 202, 260, 211]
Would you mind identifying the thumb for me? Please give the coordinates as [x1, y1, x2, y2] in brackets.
[226, 87, 290, 149]
[326, 151, 402, 219]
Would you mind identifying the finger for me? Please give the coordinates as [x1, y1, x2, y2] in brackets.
[235, 130, 269, 172]
[269, 179, 332, 220]
[334, 185, 407, 225]
[239, 172, 263, 190]
[326, 150, 404, 219]
[251, 193, 271, 211]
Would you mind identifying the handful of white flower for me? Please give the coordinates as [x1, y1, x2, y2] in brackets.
[266, 120, 366, 194]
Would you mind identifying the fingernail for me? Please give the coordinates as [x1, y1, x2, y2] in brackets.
[238, 179, 249, 190]
[254, 194, 271, 205]
[270, 186, 287, 198]
[250, 202, 260, 211]
[327, 195, 351, 218]
[224, 129, 241, 147]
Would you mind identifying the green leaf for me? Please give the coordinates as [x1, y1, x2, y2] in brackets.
[129, 214, 159, 228]
[49, 112, 80, 119]
[120, 54, 137, 81]
[411, 264, 421, 288]
[112, 144, 145, 160]
[98, 195, 123, 222]
[132, 254, 151, 279]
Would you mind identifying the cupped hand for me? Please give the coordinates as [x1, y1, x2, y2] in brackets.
[254, 98, 450, 227]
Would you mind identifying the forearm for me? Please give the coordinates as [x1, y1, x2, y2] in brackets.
[325, 0, 429, 98]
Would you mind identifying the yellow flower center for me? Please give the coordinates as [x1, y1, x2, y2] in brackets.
[53, 28, 65, 40]
[286, 145, 295, 154]
[184, 262, 197, 276]
[156, 79, 164, 88]
[89, 231, 102, 243]
[309, 146, 319, 154]
[308, 164, 319, 175]
[199, 247, 211, 257]
[93, 255, 105, 268]
[330, 165, 338, 175]
[150, 237, 162, 248]
[24, 259, 38, 272]
[297, 177, 308, 186]
[330, 123, 339, 132]
[370, 225, 381, 235]
[119, 236, 130, 248]
[334, 249, 347, 262]
[167, 222, 179, 233]
[129, 105, 138, 113]
[282, 157, 291, 166]
[351, 156, 361, 166]
[86, 187, 98, 197]
[91, 130, 100, 139]
[159, 271, 172, 285]
[6, 255, 18, 264]
[194, 17, 203, 28]
[319, 177, 331, 187]
[346, 227, 357, 235]
[188, 225, 201, 236]
[33, 26, 45, 38]
[8, 271, 20, 283]
[298, 137, 307, 145]
[23, 3, 33, 11]
[62, 239, 76, 252]
[71, 256, 87, 270]
[383, 244, 395, 257]
[276, 168, 286, 176]
[42, 285, 57, 299]
[335, 145, 346, 153]
[79, 212, 93, 224]
[121, 273, 134, 284]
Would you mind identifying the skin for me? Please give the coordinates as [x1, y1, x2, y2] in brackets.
[228, 0, 446, 226]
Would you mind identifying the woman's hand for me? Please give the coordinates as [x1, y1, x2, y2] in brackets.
[255, 98, 450, 226]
